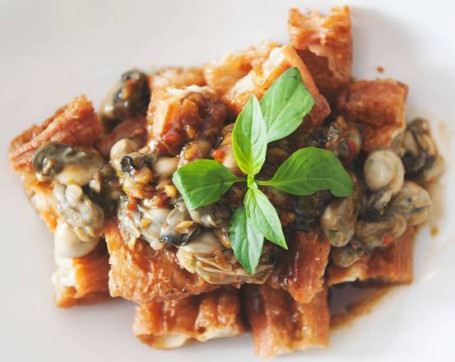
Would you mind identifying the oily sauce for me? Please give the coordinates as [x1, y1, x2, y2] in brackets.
[329, 282, 392, 329]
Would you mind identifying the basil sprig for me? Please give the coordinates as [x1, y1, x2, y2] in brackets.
[258, 147, 353, 197]
[244, 183, 287, 249]
[260, 67, 314, 143]
[232, 96, 267, 176]
[172, 67, 353, 274]
[172, 159, 243, 210]
[229, 207, 263, 274]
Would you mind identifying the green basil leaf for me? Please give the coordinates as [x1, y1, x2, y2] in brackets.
[260, 67, 314, 143]
[172, 159, 242, 210]
[260, 147, 353, 197]
[232, 96, 267, 175]
[229, 206, 264, 274]
[244, 185, 287, 249]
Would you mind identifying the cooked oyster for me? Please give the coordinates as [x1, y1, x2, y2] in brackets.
[177, 230, 273, 284]
[100, 69, 150, 131]
[53, 184, 104, 242]
[33, 142, 104, 186]
[364, 148, 404, 210]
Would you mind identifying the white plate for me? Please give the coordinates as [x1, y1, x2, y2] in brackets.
[1, 0, 454, 361]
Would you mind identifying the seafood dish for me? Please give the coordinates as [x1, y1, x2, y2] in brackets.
[8, 5, 443, 357]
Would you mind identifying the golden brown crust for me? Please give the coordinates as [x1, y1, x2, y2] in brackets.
[146, 86, 227, 155]
[95, 116, 147, 159]
[105, 221, 217, 304]
[244, 284, 329, 358]
[289, 6, 352, 103]
[146, 66, 222, 155]
[56, 290, 111, 308]
[25, 180, 58, 231]
[204, 41, 280, 96]
[150, 67, 206, 89]
[9, 95, 101, 174]
[133, 287, 245, 349]
[269, 231, 330, 303]
[55, 242, 111, 307]
[226, 45, 330, 128]
[280, 45, 332, 132]
[337, 79, 408, 152]
[205, 44, 330, 131]
[328, 227, 415, 285]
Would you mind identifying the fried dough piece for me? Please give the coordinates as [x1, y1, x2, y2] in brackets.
[204, 41, 279, 96]
[133, 287, 245, 349]
[54, 242, 110, 307]
[338, 79, 408, 152]
[105, 221, 217, 304]
[25, 180, 58, 231]
[95, 116, 147, 159]
[289, 6, 352, 103]
[244, 284, 329, 358]
[150, 66, 206, 89]
[97, 67, 206, 158]
[147, 85, 228, 155]
[9, 95, 101, 173]
[269, 231, 330, 303]
[205, 43, 330, 131]
[9, 95, 103, 231]
[328, 227, 415, 285]
[8, 96, 110, 307]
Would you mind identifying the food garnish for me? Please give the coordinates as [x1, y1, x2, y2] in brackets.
[173, 68, 353, 272]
